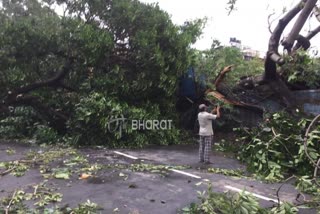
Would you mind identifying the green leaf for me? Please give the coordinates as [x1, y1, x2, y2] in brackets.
[54, 171, 70, 180]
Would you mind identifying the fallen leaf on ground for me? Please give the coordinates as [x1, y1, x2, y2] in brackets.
[79, 173, 92, 179]
[54, 171, 70, 179]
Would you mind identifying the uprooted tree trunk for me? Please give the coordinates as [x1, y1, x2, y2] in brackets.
[236, 0, 320, 111]
[264, 0, 315, 109]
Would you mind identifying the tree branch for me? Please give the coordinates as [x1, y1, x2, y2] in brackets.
[304, 114, 320, 169]
[5, 190, 17, 214]
[268, 0, 306, 54]
[262, 1, 310, 109]
[265, 0, 306, 80]
[282, 0, 317, 52]
[8, 59, 72, 97]
[314, 158, 320, 184]
[267, 12, 282, 34]
[275, 175, 296, 206]
[293, 25, 320, 50]
[268, 12, 275, 34]
[0, 167, 16, 177]
[214, 65, 233, 89]
[313, 6, 320, 22]
[296, 34, 311, 50]
[0, 59, 73, 133]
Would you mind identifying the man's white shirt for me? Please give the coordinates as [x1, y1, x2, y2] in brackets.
[198, 112, 217, 136]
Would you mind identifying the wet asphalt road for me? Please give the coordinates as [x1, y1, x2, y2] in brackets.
[0, 141, 317, 213]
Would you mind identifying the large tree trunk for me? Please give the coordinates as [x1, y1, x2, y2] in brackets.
[265, 0, 307, 80]
[233, 0, 320, 113]
[263, 0, 318, 109]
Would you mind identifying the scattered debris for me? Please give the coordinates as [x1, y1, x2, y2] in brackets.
[207, 167, 245, 178]
[53, 168, 71, 180]
[0, 161, 29, 177]
[5, 148, 15, 155]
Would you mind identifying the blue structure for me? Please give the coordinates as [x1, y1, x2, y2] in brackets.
[179, 67, 197, 100]
[295, 90, 320, 115]
[198, 73, 207, 91]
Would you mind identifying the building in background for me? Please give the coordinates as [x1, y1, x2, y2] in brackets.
[229, 37, 242, 49]
[242, 46, 261, 60]
[229, 37, 264, 60]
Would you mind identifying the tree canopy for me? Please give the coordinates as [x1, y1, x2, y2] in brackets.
[0, 0, 204, 146]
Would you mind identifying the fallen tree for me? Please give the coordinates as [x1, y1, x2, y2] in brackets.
[0, 0, 204, 146]
[208, 0, 320, 115]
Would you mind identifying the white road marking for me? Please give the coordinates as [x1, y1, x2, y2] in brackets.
[224, 185, 282, 204]
[169, 169, 201, 179]
[114, 151, 138, 160]
[114, 151, 201, 178]
[113, 151, 284, 204]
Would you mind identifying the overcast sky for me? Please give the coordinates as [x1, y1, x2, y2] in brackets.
[138, 0, 319, 55]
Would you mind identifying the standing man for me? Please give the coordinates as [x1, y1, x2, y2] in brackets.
[198, 104, 221, 164]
